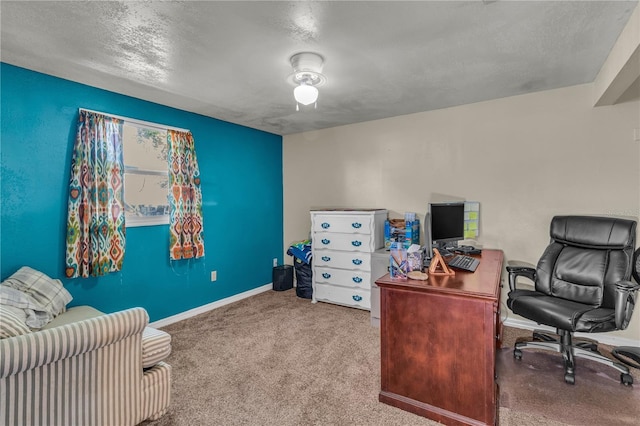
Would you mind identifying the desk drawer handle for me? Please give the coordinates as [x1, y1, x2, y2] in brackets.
[351, 222, 362, 229]
[352, 259, 362, 265]
[321, 256, 331, 262]
[321, 222, 330, 229]
[352, 295, 363, 302]
[351, 240, 362, 247]
[321, 239, 331, 245]
[322, 272, 331, 279]
[352, 277, 363, 284]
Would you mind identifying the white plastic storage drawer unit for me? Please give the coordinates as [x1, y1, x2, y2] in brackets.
[310, 209, 387, 310]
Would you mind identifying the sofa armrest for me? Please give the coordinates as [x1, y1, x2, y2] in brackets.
[0, 307, 148, 378]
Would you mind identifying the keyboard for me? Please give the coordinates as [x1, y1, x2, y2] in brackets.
[447, 255, 480, 272]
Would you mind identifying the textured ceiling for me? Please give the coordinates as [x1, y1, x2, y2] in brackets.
[1, 1, 638, 135]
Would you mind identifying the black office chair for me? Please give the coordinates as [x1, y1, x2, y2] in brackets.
[507, 216, 639, 385]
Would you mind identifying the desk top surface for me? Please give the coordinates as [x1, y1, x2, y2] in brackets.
[375, 249, 503, 300]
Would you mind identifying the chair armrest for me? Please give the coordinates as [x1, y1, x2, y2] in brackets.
[615, 280, 640, 330]
[506, 265, 536, 291]
[507, 260, 536, 269]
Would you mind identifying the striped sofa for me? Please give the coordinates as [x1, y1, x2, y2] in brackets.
[0, 307, 171, 426]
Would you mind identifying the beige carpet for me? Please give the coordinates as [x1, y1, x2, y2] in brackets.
[142, 289, 639, 426]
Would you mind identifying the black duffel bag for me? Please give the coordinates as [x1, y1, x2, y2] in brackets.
[293, 258, 313, 299]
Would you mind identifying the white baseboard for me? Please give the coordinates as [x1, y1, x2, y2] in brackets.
[149, 283, 273, 329]
[503, 317, 640, 348]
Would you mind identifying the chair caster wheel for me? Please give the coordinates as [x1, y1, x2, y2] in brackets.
[564, 373, 575, 385]
[621, 373, 633, 386]
[513, 348, 522, 360]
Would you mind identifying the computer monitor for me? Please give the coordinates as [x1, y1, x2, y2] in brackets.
[427, 202, 465, 253]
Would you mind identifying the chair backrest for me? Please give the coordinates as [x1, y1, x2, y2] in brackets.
[536, 216, 636, 308]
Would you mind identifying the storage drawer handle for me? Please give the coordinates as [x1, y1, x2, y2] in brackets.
[321, 256, 331, 262]
[322, 272, 331, 279]
[351, 240, 362, 247]
[352, 259, 362, 265]
[352, 295, 363, 302]
[351, 222, 362, 229]
[321, 222, 330, 229]
[352, 276, 363, 283]
[321, 239, 330, 245]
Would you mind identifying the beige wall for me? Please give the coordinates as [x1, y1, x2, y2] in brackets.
[283, 83, 640, 343]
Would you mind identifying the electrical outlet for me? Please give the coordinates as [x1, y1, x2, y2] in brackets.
[634, 128, 640, 142]
[210, 271, 217, 281]
[273, 258, 278, 267]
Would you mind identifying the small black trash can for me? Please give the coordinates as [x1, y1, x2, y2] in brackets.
[272, 265, 293, 291]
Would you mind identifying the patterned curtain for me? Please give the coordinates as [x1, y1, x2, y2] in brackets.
[65, 111, 125, 278]
[167, 130, 205, 260]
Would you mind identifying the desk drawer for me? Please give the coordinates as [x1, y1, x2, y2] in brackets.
[314, 283, 371, 310]
[312, 214, 373, 234]
[314, 250, 371, 271]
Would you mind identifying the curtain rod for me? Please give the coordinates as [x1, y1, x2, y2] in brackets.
[79, 108, 190, 133]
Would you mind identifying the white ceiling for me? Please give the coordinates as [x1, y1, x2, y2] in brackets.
[1, 1, 638, 135]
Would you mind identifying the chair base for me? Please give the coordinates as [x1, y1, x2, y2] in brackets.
[612, 346, 640, 369]
[513, 329, 633, 386]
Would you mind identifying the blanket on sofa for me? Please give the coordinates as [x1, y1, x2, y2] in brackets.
[0, 266, 72, 329]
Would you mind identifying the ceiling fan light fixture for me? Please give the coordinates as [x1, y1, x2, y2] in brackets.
[288, 52, 326, 110]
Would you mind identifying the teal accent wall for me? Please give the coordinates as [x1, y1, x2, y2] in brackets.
[1, 63, 283, 322]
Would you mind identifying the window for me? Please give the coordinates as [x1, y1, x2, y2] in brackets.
[69, 108, 204, 264]
[123, 122, 170, 227]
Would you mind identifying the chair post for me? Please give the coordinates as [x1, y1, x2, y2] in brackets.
[560, 330, 576, 384]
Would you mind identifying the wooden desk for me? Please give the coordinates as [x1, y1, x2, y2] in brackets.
[377, 249, 503, 426]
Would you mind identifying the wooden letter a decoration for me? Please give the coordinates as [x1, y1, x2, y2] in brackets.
[428, 248, 455, 276]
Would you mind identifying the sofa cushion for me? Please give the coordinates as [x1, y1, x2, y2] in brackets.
[142, 327, 172, 368]
[41, 305, 105, 330]
[0, 305, 31, 338]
